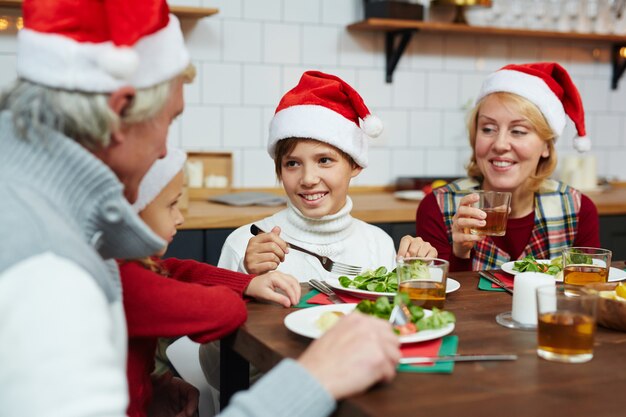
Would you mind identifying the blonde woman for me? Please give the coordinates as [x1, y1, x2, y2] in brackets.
[416, 62, 600, 272]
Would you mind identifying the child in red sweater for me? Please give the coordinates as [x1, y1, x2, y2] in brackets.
[121, 147, 300, 417]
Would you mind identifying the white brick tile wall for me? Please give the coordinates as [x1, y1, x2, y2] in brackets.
[302, 26, 340, 66]
[339, 31, 378, 68]
[205, 0, 242, 19]
[263, 23, 300, 64]
[181, 18, 221, 61]
[425, 149, 462, 176]
[184, 60, 202, 105]
[243, 0, 281, 21]
[442, 110, 469, 148]
[426, 73, 460, 110]
[180, 106, 221, 149]
[409, 110, 443, 148]
[591, 114, 621, 147]
[391, 149, 427, 179]
[357, 69, 392, 108]
[243, 65, 281, 106]
[223, 107, 263, 147]
[352, 149, 392, 186]
[241, 149, 279, 187]
[374, 110, 409, 148]
[321, 0, 360, 25]
[284, 0, 321, 24]
[0, 54, 16, 89]
[392, 71, 426, 109]
[223, 21, 262, 62]
[409, 34, 444, 71]
[202, 63, 242, 105]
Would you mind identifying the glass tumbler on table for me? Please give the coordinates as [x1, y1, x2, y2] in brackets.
[396, 257, 449, 309]
[536, 284, 598, 363]
[469, 190, 511, 237]
[562, 247, 611, 286]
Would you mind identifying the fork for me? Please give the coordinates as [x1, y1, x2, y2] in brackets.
[250, 224, 362, 276]
[309, 279, 344, 304]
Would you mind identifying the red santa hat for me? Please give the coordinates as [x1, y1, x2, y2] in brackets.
[268, 70, 383, 168]
[132, 147, 187, 213]
[17, 0, 190, 92]
[476, 62, 590, 152]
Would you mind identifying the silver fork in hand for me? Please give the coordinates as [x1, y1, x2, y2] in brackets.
[250, 224, 362, 276]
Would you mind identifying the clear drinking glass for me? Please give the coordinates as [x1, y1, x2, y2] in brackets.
[536, 284, 598, 363]
[469, 191, 512, 237]
[562, 247, 612, 286]
[396, 257, 449, 309]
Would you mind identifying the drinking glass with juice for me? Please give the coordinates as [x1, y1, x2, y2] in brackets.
[469, 190, 511, 237]
[536, 284, 598, 363]
[562, 247, 611, 285]
[396, 257, 449, 309]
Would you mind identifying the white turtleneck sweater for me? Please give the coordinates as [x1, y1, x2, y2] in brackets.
[218, 197, 397, 281]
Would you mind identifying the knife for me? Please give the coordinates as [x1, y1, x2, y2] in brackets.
[479, 271, 513, 294]
[309, 279, 344, 304]
[399, 354, 518, 364]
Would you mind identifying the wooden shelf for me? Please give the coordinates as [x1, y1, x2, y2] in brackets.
[347, 18, 626, 88]
[0, 1, 218, 19]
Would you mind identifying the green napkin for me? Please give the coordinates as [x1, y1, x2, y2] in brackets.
[295, 289, 322, 308]
[398, 335, 459, 374]
[478, 276, 506, 292]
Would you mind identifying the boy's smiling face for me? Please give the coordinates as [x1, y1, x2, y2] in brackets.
[279, 139, 362, 218]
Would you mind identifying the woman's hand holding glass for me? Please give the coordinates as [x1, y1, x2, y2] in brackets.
[451, 193, 487, 259]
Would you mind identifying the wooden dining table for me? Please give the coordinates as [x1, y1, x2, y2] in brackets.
[219, 266, 626, 417]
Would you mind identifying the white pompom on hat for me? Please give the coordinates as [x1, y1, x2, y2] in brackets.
[132, 147, 187, 213]
[17, 0, 190, 92]
[268, 70, 383, 168]
[476, 62, 590, 152]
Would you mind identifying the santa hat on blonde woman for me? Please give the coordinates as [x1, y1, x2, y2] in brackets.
[267, 71, 383, 168]
[476, 62, 590, 152]
[132, 147, 187, 213]
[17, 0, 189, 92]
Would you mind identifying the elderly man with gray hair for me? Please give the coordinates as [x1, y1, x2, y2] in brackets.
[0, 1, 400, 417]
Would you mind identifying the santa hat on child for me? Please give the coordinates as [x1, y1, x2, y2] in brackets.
[476, 62, 590, 152]
[132, 147, 187, 213]
[267, 71, 383, 168]
[17, 0, 190, 92]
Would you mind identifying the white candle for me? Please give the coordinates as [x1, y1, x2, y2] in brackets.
[186, 160, 204, 188]
[511, 272, 555, 325]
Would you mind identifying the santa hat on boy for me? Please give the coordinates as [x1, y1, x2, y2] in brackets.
[267, 71, 383, 168]
[17, 0, 190, 92]
[132, 147, 187, 213]
[476, 62, 590, 152]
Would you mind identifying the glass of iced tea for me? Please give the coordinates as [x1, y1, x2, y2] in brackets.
[396, 257, 448, 309]
[469, 190, 511, 237]
[536, 284, 598, 363]
[562, 247, 611, 286]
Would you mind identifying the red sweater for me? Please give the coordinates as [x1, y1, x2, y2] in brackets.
[120, 258, 254, 417]
[416, 192, 600, 272]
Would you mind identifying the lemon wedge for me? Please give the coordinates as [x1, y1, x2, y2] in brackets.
[615, 282, 626, 302]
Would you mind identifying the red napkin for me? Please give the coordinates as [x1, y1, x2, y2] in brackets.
[491, 271, 515, 289]
[307, 292, 363, 305]
[400, 338, 443, 366]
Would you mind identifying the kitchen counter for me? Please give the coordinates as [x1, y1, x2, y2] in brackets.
[180, 185, 626, 230]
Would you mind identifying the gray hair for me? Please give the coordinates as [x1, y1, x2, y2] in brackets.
[0, 78, 172, 150]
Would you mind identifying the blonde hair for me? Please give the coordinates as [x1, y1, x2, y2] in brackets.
[466, 92, 557, 192]
[273, 137, 359, 179]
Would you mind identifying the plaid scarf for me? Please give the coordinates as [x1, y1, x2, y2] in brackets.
[434, 178, 580, 271]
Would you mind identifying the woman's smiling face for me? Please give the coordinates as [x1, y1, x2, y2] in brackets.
[279, 139, 361, 218]
[474, 94, 550, 192]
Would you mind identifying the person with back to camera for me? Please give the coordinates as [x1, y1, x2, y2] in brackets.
[219, 71, 437, 280]
[415, 62, 600, 272]
[0, 1, 401, 416]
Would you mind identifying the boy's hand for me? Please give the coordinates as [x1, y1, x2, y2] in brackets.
[243, 226, 290, 274]
[244, 271, 301, 307]
[397, 235, 437, 259]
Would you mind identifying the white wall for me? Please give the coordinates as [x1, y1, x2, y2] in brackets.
[2, 0, 626, 186]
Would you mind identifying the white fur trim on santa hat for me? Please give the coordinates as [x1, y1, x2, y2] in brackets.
[268, 104, 370, 167]
[574, 135, 591, 152]
[476, 69, 567, 139]
[132, 147, 187, 213]
[17, 15, 189, 92]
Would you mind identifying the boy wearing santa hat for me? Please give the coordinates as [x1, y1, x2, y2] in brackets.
[219, 71, 436, 280]
[416, 62, 600, 272]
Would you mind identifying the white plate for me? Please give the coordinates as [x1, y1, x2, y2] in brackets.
[284, 303, 455, 344]
[324, 277, 461, 301]
[500, 260, 626, 282]
[393, 190, 425, 201]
